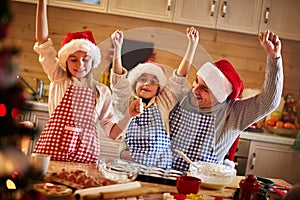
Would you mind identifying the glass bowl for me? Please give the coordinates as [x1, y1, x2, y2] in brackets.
[96, 159, 140, 184]
[189, 161, 236, 190]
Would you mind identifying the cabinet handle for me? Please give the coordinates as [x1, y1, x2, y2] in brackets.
[250, 153, 256, 170]
[264, 7, 270, 23]
[167, 0, 172, 11]
[210, 0, 216, 16]
[221, 1, 227, 18]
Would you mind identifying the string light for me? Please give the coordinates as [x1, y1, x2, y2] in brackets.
[11, 107, 20, 119]
[6, 179, 16, 190]
[0, 104, 6, 116]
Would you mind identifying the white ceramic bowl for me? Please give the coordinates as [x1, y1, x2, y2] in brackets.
[189, 161, 236, 190]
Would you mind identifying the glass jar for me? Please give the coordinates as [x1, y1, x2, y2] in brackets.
[239, 174, 260, 200]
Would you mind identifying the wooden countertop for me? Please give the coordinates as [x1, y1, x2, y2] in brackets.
[46, 161, 292, 200]
[241, 131, 295, 146]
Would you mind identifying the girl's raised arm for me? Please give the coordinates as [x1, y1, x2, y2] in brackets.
[177, 27, 199, 77]
[35, 0, 48, 44]
[111, 30, 124, 75]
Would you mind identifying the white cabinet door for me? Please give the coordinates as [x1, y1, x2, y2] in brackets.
[174, 0, 263, 35]
[98, 129, 121, 160]
[173, 0, 219, 29]
[107, 0, 173, 22]
[259, 0, 300, 41]
[29, 110, 49, 153]
[216, 0, 263, 34]
[49, 0, 108, 13]
[246, 141, 300, 184]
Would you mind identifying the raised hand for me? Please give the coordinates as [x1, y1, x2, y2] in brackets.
[111, 30, 123, 50]
[186, 26, 199, 46]
[258, 29, 281, 59]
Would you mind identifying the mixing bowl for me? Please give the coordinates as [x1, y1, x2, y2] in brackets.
[189, 161, 236, 190]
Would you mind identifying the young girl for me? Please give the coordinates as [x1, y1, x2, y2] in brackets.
[110, 27, 199, 168]
[32, 0, 142, 163]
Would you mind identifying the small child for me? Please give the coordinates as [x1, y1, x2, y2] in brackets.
[32, 0, 142, 163]
[110, 27, 199, 168]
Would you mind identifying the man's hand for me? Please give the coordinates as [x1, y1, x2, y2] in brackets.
[258, 29, 281, 59]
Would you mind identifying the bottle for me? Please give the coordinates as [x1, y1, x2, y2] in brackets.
[282, 93, 297, 123]
[239, 174, 260, 200]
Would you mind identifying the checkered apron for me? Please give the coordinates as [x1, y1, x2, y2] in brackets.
[170, 101, 218, 172]
[33, 85, 100, 163]
[125, 104, 172, 169]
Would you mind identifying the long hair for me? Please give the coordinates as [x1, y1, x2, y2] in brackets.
[66, 61, 99, 106]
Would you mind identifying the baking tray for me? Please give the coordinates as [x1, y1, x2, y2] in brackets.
[136, 174, 177, 185]
[107, 159, 184, 186]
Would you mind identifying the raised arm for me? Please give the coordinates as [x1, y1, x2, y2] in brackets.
[36, 0, 49, 44]
[111, 30, 124, 75]
[177, 27, 199, 76]
[258, 29, 281, 59]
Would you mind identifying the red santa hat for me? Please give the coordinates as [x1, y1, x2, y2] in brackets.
[196, 60, 244, 102]
[57, 30, 101, 70]
[127, 60, 166, 93]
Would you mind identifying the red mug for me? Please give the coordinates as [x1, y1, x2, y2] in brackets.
[176, 175, 201, 194]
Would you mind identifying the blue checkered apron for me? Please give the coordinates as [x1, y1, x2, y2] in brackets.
[170, 101, 218, 172]
[125, 104, 172, 168]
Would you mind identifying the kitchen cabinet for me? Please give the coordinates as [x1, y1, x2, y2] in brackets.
[20, 102, 49, 154]
[12, 0, 45, 3]
[49, 0, 108, 13]
[173, 0, 263, 35]
[107, 0, 173, 22]
[28, 109, 49, 151]
[259, 0, 300, 41]
[98, 129, 121, 160]
[246, 140, 300, 184]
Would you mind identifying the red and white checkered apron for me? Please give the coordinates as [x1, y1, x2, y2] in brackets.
[33, 85, 100, 163]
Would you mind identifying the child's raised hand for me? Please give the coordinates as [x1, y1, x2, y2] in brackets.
[111, 30, 123, 49]
[186, 27, 199, 45]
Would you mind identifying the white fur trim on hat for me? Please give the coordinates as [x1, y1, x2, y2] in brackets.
[57, 39, 101, 70]
[127, 62, 166, 93]
[196, 62, 232, 103]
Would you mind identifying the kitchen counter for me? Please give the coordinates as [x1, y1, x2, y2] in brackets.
[241, 131, 295, 146]
[24, 100, 49, 112]
[46, 161, 292, 200]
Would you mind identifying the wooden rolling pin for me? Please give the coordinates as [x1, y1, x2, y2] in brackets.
[79, 187, 158, 200]
[78, 184, 177, 200]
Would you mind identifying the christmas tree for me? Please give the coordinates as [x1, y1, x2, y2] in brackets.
[0, 1, 43, 199]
